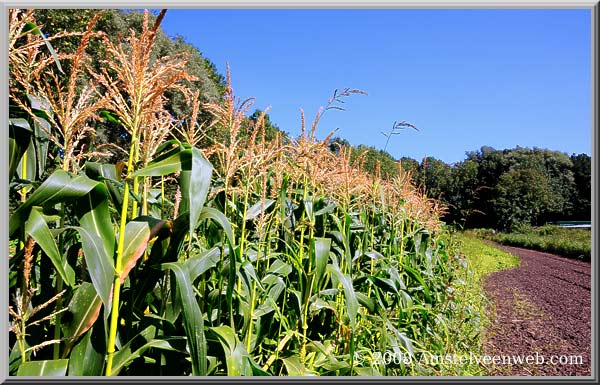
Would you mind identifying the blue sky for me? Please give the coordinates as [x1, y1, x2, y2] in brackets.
[160, 9, 591, 165]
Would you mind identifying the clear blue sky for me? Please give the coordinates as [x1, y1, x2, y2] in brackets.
[160, 9, 591, 165]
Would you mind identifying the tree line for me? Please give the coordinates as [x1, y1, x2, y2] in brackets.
[330, 141, 591, 231]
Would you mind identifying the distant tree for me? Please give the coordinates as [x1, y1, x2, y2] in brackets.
[353, 145, 399, 180]
[502, 147, 575, 223]
[399, 157, 420, 183]
[493, 169, 553, 230]
[328, 137, 351, 155]
[419, 156, 453, 200]
[247, 109, 288, 143]
[570, 153, 592, 220]
[445, 159, 479, 227]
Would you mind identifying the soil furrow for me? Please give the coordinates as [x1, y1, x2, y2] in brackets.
[483, 244, 591, 376]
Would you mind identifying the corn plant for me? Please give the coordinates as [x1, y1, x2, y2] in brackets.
[9, 8, 487, 377]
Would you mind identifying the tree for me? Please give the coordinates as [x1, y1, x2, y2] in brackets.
[445, 159, 479, 227]
[419, 156, 453, 200]
[570, 153, 592, 220]
[32, 9, 225, 163]
[493, 169, 552, 230]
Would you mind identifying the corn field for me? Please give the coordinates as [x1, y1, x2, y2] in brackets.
[8, 9, 484, 376]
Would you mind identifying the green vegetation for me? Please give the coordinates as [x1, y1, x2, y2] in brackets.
[414, 148, 590, 231]
[449, 232, 520, 372]
[474, 225, 591, 262]
[457, 232, 521, 279]
[8, 9, 494, 377]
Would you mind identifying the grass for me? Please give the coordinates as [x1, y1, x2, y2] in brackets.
[458, 232, 521, 281]
[473, 225, 591, 262]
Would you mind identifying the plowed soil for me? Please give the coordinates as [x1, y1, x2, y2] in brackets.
[483, 244, 591, 376]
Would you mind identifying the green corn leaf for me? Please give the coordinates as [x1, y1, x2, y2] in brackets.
[386, 320, 415, 356]
[33, 117, 51, 179]
[17, 359, 69, 376]
[111, 325, 186, 376]
[402, 263, 432, 303]
[75, 181, 115, 260]
[304, 197, 315, 224]
[119, 217, 169, 283]
[355, 292, 375, 313]
[370, 276, 399, 295]
[9, 118, 32, 182]
[239, 260, 264, 294]
[314, 202, 337, 216]
[25, 207, 75, 286]
[84, 162, 123, 207]
[313, 237, 331, 289]
[327, 259, 359, 330]
[282, 356, 314, 376]
[68, 326, 105, 376]
[163, 214, 190, 263]
[265, 259, 292, 278]
[62, 283, 103, 355]
[26, 94, 53, 121]
[131, 147, 193, 177]
[209, 325, 252, 376]
[9, 340, 30, 375]
[17, 139, 37, 182]
[198, 207, 234, 246]
[99, 110, 121, 125]
[180, 147, 213, 239]
[162, 262, 207, 376]
[133, 146, 212, 241]
[71, 226, 114, 316]
[10, 170, 98, 236]
[185, 246, 221, 282]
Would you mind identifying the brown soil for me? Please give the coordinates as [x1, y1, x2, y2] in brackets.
[483, 244, 591, 376]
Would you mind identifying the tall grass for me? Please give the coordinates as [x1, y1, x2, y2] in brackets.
[9, 9, 490, 376]
[474, 225, 591, 261]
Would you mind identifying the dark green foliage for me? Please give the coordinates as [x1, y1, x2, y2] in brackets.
[570, 153, 591, 220]
[328, 137, 402, 180]
[403, 146, 589, 231]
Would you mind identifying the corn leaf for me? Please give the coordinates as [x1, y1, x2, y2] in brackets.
[62, 283, 102, 354]
[25, 207, 75, 286]
[245, 199, 276, 220]
[313, 237, 331, 289]
[111, 325, 186, 376]
[209, 325, 252, 376]
[84, 162, 123, 208]
[327, 259, 358, 330]
[23, 21, 63, 73]
[17, 359, 69, 376]
[180, 147, 213, 239]
[8, 118, 32, 182]
[68, 326, 105, 376]
[10, 170, 98, 236]
[162, 262, 207, 376]
[71, 226, 114, 316]
[119, 217, 168, 283]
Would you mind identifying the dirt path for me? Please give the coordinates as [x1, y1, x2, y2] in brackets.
[483, 244, 591, 376]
